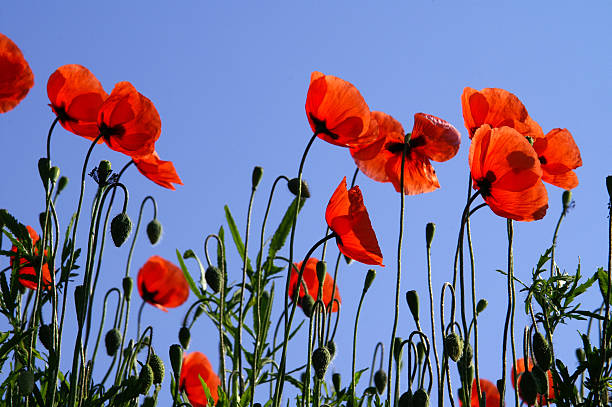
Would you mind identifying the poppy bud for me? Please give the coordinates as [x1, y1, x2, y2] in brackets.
[254, 404, 262, 407]
[169, 344, 183, 378]
[518, 370, 538, 406]
[444, 332, 463, 362]
[142, 396, 156, 407]
[149, 353, 165, 384]
[138, 364, 154, 394]
[38, 212, 47, 231]
[398, 391, 413, 407]
[300, 294, 315, 317]
[562, 190, 572, 211]
[417, 342, 425, 363]
[316, 260, 327, 285]
[74, 285, 86, 326]
[606, 176, 612, 200]
[49, 166, 60, 184]
[326, 340, 337, 360]
[123, 276, 133, 298]
[476, 299, 488, 314]
[312, 347, 331, 379]
[412, 388, 429, 407]
[251, 166, 263, 190]
[146, 219, 162, 245]
[393, 337, 403, 363]
[287, 177, 311, 198]
[179, 326, 191, 349]
[532, 332, 552, 371]
[405, 290, 419, 324]
[18, 370, 34, 396]
[457, 343, 473, 372]
[124, 339, 135, 358]
[111, 212, 132, 247]
[576, 348, 586, 362]
[97, 160, 112, 185]
[373, 369, 387, 394]
[332, 372, 341, 393]
[425, 222, 435, 248]
[38, 157, 50, 184]
[39, 324, 53, 351]
[205, 266, 223, 293]
[105, 328, 121, 356]
[57, 176, 69, 194]
[364, 269, 376, 293]
[531, 365, 549, 397]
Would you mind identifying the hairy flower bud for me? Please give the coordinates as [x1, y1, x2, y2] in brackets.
[74, 285, 86, 326]
[326, 340, 337, 360]
[316, 260, 327, 285]
[49, 166, 60, 184]
[123, 276, 133, 298]
[18, 370, 34, 396]
[38, 158, 50, 185]
[205, 266, 223, 293]
[97, 160, 112, 185]
[149, 353, 165, 385]
[111, 212, 132, 247]
[576, 348, 586, 362]
[364, 269, 376, 293]
[300, 294, 315, 318]
[138, 364, 154, 395]
[444, 332, 463, 362]
[169, 344, 183, 378]
[405, 290, 419, 324]
[606, 176, 612, 201]
[398, 391, 413, 407]
[532, 365, 549, 397]
[142, 396, 156, 407]
[562, 190, 572, 211]
[412, 388, 430, 407]
[252, 166, 263, 190]
[532, 332, 552, 371]
[373, 369, 387, 394]
[38, 324, 53, 351]
[179, 326, 191, 349]
[425, 222, 435, 248]
[105, 328, 121, 356]
[312, 347, 331, 379]
[476, 299, 488, 314]
[146, 219, 162, 245]
[288, 177, 311, 198]
[57, 176, 69, 194]
[457, 343, 473, 373]
[332, 373, 341, 393]
[518, 370, 538, 406]
[393, 337, 403, 363]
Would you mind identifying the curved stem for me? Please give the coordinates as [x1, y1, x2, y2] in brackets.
[137, 300, 146, 339]
[91, 288, 122, 364]
[352, 282, 369, 407]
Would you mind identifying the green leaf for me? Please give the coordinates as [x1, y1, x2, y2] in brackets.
[268, 197, 306, 259]
[198, 375, 215, 407]
[597, 267, 609, 302]
[176, 249, 203, 299]
[0, 209, 32, 255]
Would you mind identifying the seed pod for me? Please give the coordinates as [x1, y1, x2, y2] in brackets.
[252, 166, 263, 190]
[110, 212, 132, 247]
[38, 324, 53, 351]
[105, 328, 121, 356]
[518, 370, 538, 406]
[169, 344, 183, 378]
[57, 176, 69, 194]
[146, 219, 162, 245]
[312, 347, 331, 379]
[444, 332, 464, 362]
[97, 160, 112, 185]
[364, 269, 376, 293]
[142, 396, 156, 407]
[373, 369, 387, 394]
[122, 276, 133, 298]
[138, 364, 154, 394]
[326, 340, 337, 360]
[532, 332, 552, 371]
[398, 390, 413, 407]
[412, 388, 429, 407]
[179, 327, 191, 349]
[476, 299, 488, 314]
[287, 178, 311, 198]
[205, 266, 223, 293]
[425, 222, 435, 248]
[149, 353, 165, 384]
[405, 290, 419, 324]
[300, 294, 315, 318]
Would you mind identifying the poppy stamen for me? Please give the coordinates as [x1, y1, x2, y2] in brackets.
[139, 281, 159, 303]
[309, 114, 339, 140]
[539, 156, 547, 165]
[475, 171, 496, 198]
[98, 122, 125, 141]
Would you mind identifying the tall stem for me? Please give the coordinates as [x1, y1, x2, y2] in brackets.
[426, 235, 441, 405]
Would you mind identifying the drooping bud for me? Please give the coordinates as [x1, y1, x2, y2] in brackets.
[169, 344, 183, 379]
[39, 324, 53, 351]
[149, 353, 165, 384]
[476, 299, 488, 314]
[393, 337, 403, 363]
[531, 365, 549, 397]
[105, 328, 121, 356]
[562, 190, 572, 211]
[110, 212, 132, 247]
[405, 290, 420, 324]
[606, 176, 612, 201]
[373, 369, 387, 394]
[316, 260, 327, 286]
[444, 332, 463, 362]
[57, 176, 69, 194]
[38, 212, 46, 231]
[49, 166, 60, 184]
[576, 348, 586, 362]
[532, 332, 552, 371]
[252, 166, 263, 190]
[138, 364, 154, 394]
[332, 373, 341, 393]
[287, 177, 311, 198]
[343, 255, 353, 265]
[146, 219, 162, 245]
[205, 266, 223, 293]
[518, 370, 538, 406]
[74, 285, 86, 326]
[364, 269, 376, 293]
[312, 347, 331, 379]
[398, 390, 413, 407]
[412, 388, 430, 407]
[457, 343, 473, 373]
[326, 340, 337, 360]
[417, 342, 425, 364]
[179, 326, 191, 349]
[96, 160, 112, 185]
[18, 370, 35, 396]
[38, 158, 50, 185]
[425, 222, 435, 248]
[300, 294, 315, 318]
[122, 276, 133, 298]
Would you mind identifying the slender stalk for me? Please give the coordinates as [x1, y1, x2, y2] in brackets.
[466, 212, 482, 405]
[602, 189, 612, 383]
[426, 233, 442, 406]
[91, 288, 121, 363]
[352, 281, 369, 407]
[550, 201, 566, 278]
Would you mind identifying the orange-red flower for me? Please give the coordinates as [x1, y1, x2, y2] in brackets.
[469, 125, 548, 221]
[10, 226, 52, 290]
[288, 258, 341, 312]
[305, 71, 375, 148]
[512, 358, 555, 405]
[97, 81, 160, 158]
[137, 256, 189, 311]
[351, 111, 461, 195]
[0, 33, 34, 113]
[132, 151, 183, 190]
[325, 177, 383, 266]
[179, 351, 220, 407]
[459, 379, 500, 407]
[47, 64, 108, 141]
[533, 128, 582, 190]
[462, 87, 543, 140]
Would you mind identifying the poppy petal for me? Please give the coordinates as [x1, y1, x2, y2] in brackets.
[137, 256, 189, 310]
[133, 152, 183, 190]
[411, 113, 461, 162]
[385, 152, 440, 195]
[533, 128, 582, 189]
[485, 181, 548, 222]
[179, 352, 220, 407]
[288, 258, 341, 311]
[459, 379, 500, 407]
[0, 33, 33, 113]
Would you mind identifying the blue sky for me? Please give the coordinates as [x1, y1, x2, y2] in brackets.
[1, 1, 611, 405]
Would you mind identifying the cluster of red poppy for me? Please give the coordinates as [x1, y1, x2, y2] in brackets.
[137, 255, 189, 311]
[9, 226, 52, 290]
[0, 33, 33, 114]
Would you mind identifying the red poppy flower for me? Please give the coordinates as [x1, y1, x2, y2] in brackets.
[47, 64, 108, 141]
[461, 87, 543, 140]
[137, 256, 189, 311]
[179, 351, 220, 407]
[97, 81, 160, 158]
[351, 111, 460, 195]
[132, 151, 183, 190]
[459, 379, 500, 407]
[325, 177, 383, 266]
[305, 71, 375, 148]
[512, 358, 555, 405]
[469, 125, 548, 221]
[288, 258, 341, 312]
[10, 226, 52, 290]
[0, 33, 34, 113]
[532, 128, 582, 190]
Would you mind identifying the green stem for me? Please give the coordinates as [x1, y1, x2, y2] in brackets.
[426, 235, 442, 406]
[352, 283, 369, 407]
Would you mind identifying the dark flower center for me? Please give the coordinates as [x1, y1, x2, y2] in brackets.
[385, 136, 425, 155]
[310, 114, 339, 140]
[140, 281, 159, 304]
[52, 105, 74, 123]
[98, 122, 125, 142]
[475, 171, 497, 198]
[539, 156, 547, 165]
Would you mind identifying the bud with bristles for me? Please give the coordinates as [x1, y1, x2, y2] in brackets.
[326, 340, 337, 360]
[49, 166, 60, 184]
[146, 219, 162, 245]
[39, 324, 53, 351]
[138, 364, 154, 394]
[38, 212, 47, 231]
[332, 373, 341, 393]
[18, 370, 34, 396]
[312, 347, 331, 379]
[457, 343, 473, 372]
[316, 260, 327, 285]
[74, 285, 86, 326]
[576, 348, 586, 362]
[393, 337, 403, 362]
[123, 276, 133, 298]
[38, 158, 50, 184]
[288, 178, 311, 198]
[562, 190, 572, 211]
[252, 166, 263, 190]
[149, 353, 165, 384]
[111, 212, 132, 247]
[532, 332, 552, 371]
[476, 299, 488, 314]
[444, 332, 463, 362]
[412, 388, 430, 407]
[205, 266, 223, 293]
[179, 327, 191, 349]
[426, 222, 435, 248]
[373, 369, 387, 394]
[300, 294, 315, 317]
[105, 328, 121, 356]
[518, 370, 538, 406]
[142, 396, 156, 407]
[531, 365, 549, 397]
[398, 391, 413, 407]
[364, 269, 376, 293]
[169, 344, 183, 379]
[417, 342, 425, 363]
[97, 160, 112, 185]
[406, 290, 419, 324]
[57, 176, 69, 194]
